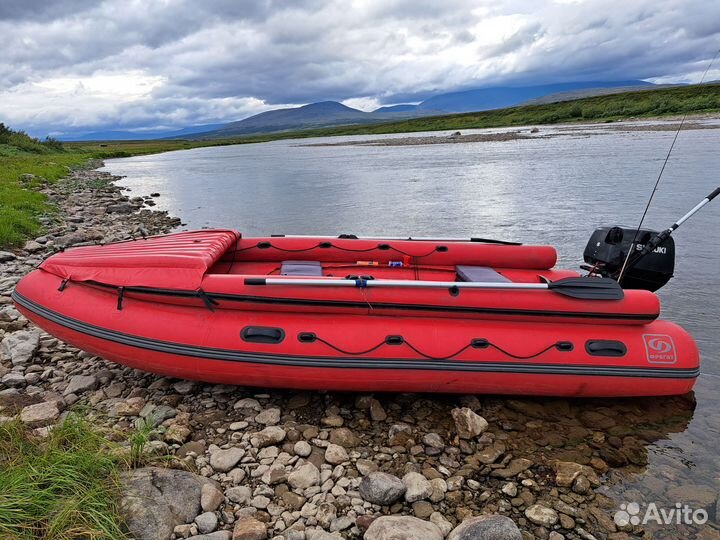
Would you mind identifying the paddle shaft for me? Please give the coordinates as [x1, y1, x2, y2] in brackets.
[249, 278, 550, 290]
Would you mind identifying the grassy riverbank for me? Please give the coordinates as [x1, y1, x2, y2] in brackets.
[2, 83, 719, 248]
[0, 131, 200, 247]
[0, 416, 127, 539]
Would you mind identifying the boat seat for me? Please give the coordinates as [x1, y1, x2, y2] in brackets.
[456, 265, 511, 283]
[281, 260, 323, 277]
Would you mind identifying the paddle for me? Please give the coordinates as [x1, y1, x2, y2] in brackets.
[244, 276, 624, 300]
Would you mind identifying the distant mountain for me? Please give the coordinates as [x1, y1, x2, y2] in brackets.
[183, 101, 439, 139]
[373, 104, 419, 113]
[59, 123, 225, 141]
[202, 101, 370, 138]
[409, 80, 653, 113]
[186, 80, 655, 139]
[68, 80, 658, 141]
[522, 83, 681, 106]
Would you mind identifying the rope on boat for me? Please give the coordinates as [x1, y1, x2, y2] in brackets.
[301, 332, 572, 361]
[253, 241, 441, 259]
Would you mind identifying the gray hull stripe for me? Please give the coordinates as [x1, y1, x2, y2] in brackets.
[12, 291, 699, 379]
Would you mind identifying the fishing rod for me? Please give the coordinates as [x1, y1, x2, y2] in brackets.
[621, 186, 720, 267]
[616, 48, 720, 285]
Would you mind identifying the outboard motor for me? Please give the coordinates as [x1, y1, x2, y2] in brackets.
[583, 226, 674, 292]
[582, 186, 719, 292]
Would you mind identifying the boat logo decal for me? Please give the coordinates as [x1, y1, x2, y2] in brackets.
[642, 334, 677, 364]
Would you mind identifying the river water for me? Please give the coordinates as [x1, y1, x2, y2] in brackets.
[103, 121, 720, 536]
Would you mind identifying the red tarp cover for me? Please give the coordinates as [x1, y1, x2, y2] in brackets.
[40, 230, 239, 289]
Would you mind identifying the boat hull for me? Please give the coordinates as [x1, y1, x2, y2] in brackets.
[13, 269, 699, 397]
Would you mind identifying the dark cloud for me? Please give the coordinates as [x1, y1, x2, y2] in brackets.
[0, 0, 97, 21]
[1, 0, 719, 136]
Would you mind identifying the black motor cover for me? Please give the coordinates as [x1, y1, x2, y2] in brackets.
[583, 226, 675, 291]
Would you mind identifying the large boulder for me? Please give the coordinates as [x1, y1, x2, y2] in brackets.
[119, 467, 220, 540]
[364, 516, 443, 540]
[447, 516, 522, 540]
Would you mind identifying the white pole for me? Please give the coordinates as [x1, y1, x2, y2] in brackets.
[248, 277, 549, 290]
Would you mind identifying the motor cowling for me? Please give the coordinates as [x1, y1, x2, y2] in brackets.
[583, 226, 675, 292]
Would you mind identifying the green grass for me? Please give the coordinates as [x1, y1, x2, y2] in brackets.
[2, 83, 720, 249]
[0, 413, 176, 540]
[0, 416, 127, 540]
[0, 152, 93, 247]
[127, 419, 154, 469]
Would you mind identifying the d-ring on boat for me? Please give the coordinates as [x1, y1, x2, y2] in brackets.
[12, 187, 718, 397]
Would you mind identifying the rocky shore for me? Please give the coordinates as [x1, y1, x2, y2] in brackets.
[0, 161, 715, 540]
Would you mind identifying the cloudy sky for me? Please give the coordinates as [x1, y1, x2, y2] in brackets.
[2, 0, 719, 137]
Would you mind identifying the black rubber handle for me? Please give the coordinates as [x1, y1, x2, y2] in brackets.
[707, 186, 720, 201]
[241, 326, 285, 344]
[585, 340, 627, 357]
[244, 278, 266, 285]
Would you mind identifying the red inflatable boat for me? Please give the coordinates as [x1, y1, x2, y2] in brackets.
[13, 229, 699, 397]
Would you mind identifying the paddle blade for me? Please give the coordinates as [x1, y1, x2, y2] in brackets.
[547, 277, 624, 300]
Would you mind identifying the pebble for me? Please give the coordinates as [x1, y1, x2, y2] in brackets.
[451, 407, 488, 439]
[201, 483, 224, 512]
[232, 517, 267, 540]
[288, 462, 321, 489]
[324, 443, 349, 465]
[447, 515, 522, 540]
[1, 329, 40, 365]
[359, 471, 406, 505]
[253, 426, 286, 447]
[294, 440, 312, 457]
[255, 407, 281, 425]
[402, 472, 433, 502]
[369, 398, 387, 421]
[195, 511, 218, 534]
[209, 447, 245, 472]
[364, 515, 443, 540]
[20, 401, 60, 426]
[525, 504, 559, 526]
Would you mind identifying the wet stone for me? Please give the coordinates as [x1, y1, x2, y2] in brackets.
[525, 504, 559, 527]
